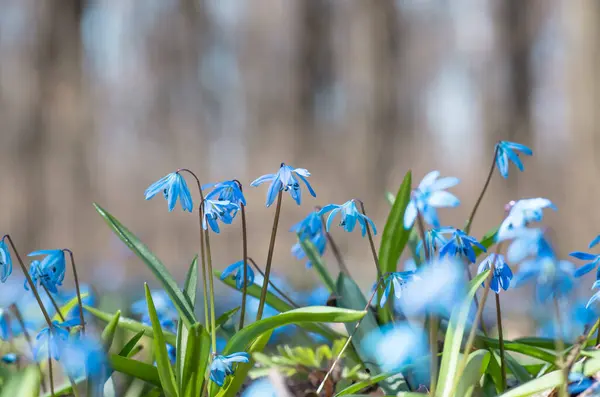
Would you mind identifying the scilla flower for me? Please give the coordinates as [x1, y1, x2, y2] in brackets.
[33, 318, 80, 361]
[477, 253, 513, 293]
[495, 141, 533, 179]
[379, 271, 419, 307]
[202, 199, 239, 233]
[417, 227, 452, 259]
[26, 249, 67, 293]
[61, 336, 110, 389]
[290, 211, 324, 241]
[319, 199, 377, 236]
[404, 171, 460, 229]
[144, 171, 193, 212]
[251, 163, 316, 207]
[209, 352, 250, 386]
[220, 260, 255, 290]
[0, 237, 12, 283]
[497, 198, 556, 240]
[440, 229, 486, 264]
[515, 256, 575, 302]
[570, 235, 600, 277]
[132, 290, 176, 330]
[205, 180, 246, 206]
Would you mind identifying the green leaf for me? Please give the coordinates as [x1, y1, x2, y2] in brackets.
[0, 366, 41, 397]
[504, 352, 532, 383]
[94, 203, 196, 326]
[216, 270, 346, 341]
[110, 355, 162, 387]
[436, 270, 490, 397]
[478, 337, 557, 364]
[177, 256, 199, 392]
[216, 330, 274, 397]
[474, 227, 498, 258]
[512, 337, 557, 350]
[223, 306, 365, 355]
[145, 284, 179, 397]
[85, 305, 177, 345]
[298, 236, 336, 293]
[215, 307, 240, 329]
[52, 292, 90, 322]
[379, 170, 412, 275]
[119, 330, 146, 357]
[181, 324, 211, 397]
[101, 310, 122, 351]
[454, 350, 490, 397]
[335, 371, 400, 396]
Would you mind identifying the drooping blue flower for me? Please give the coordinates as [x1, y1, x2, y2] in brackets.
[220, 260, 255, 290]
[477, 253, 513, 293]
[0, 237, 12, 283]
[379, 271, 419, 307]
[291, 232, 327, 268]
[404, 171, 460, 229]
[503, 227, 554, 263]
[497, 198, 556, 240]
[205, 180, 247, 207]
[242, 378, 277, 397]
[131, 290, 177, 331]
[570, 235, 600, 277]
[209, 352, 250, 386]
[417, 227, 453, 259]
[514, 257, 575, 302]
[26, 249, 67, 293]
[290, 211, 324, 241]
[144, 171, 194, 212]
[586, 280, 600, 310]
[319, 199, 377, 236]
[440, 229, 486, 264]
[1, 353, 16, 364]
[33, 318, 79, 361]
[202, 199, 239, 233]
[250, 163, 316, 207]
[495, 141, 533, 179]
[61, 336, 110, 390]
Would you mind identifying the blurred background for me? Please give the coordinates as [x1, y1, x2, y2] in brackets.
[0, 1, 599, 328]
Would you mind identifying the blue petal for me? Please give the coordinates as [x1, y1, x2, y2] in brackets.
[265, 179, 282, 208]
[403, 200, 418, 229]
[144, 174, 172, 200]
[296, 174, 316, 198]
[429, 176, 460, 192]
[428, 191, 460, 208]
[250, 174, 275, 187]
[504, 141, 533, 156]
[221, 261, 243, 280]
[570, 252, 597, 261]
[325, 208, 341, 232]
[590, 235, 600, 249]
[418, 171, 440, 190]
[505, 147, 524, 171]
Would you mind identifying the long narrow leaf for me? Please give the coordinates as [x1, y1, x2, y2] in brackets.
[101, 310, 122, 351]
[52, 293, 90, 322]
[177, 256, 199, 392]
[110, 355, 161, 388]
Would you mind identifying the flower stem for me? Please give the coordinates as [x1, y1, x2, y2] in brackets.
[48, 355, 55, 396]
[41, 285, 65, 322]
[464, 144, 498, 235]
[63, 249, 85, 333]
[553, 298, 568, 397]
[248, 257, 300, 309]
[238, 201, 249, 330]
[357, 200, 380, 278]
[256, 190, 283, 321]
[495, 292, 507, 391]
[203, 228, 217, 354]
[3, 235, 52, 328]
[316, 277, 384, 394]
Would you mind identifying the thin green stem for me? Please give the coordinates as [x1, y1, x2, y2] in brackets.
[357, 200, 380, 278]
[256, 190, 283, 321]
[553, 298, 568, 397]
[204, 228, 217, 354]
[317, 277, 384, 394]
[464, 144, 498, 235]
[495, 293, 507, 391]
[3, 235, 52, 327]
[64, 249, 85, 332]
[41, 284, 65, 322]
[48, 355, 55, 396]
[247, 258, 300, 309]
[238, 202, 249, 330]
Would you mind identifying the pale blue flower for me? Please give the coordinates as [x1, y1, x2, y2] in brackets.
[209, 352, 250, 386]
[61, 336, 110, 391]
[242, 378, 277, 397]
[587, 280, 600, 310]
[417, 227, 453, 259]
[220, 260, 255, 290]
[291, 232, 326, 268]
[131, 290, 177, 331]
[27, 249, 67, 293]
[497, 198, 556, 240]
[404, 171, 460, 229]
[145, 171, 193, 212]
[440, 229, 486, 264]
[503, 228, 553, 263]
[202, 199, 239, 233]
[33, 318, 80, 361]
[379, 271, 419, 307]
[0, 237, 12, 283]
[477, 254, 512, 293]
[539, 300, 594, 342]
[570, 235, 600, 277]
[251, 163, 316, 207]
[319, 199, 377, 236]
[205, 180, 246, 206]
[495, 141, 533, 179]
[514, 256, 575, 302]
[290, 211, 323, 241]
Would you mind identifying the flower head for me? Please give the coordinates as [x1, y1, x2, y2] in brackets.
[251, 163, 316, 207]
[497, 198, 556, 240]
[61, 336, 110, 387]
[319, 200, 377, 236]
[570, 235, 600, 277]
[417, 227, 453, 259]
[132, 290, 177, 331]
[379, 271, 419, 307]
[220, 260, 255, 290]
[404, 171, 460, 229]
[202, 199, 239, 233]
[33, 318, 80, 361]
[0, 237, 12, 283]
[27, 250, 67, 293]
[144, 171, 193, 212]
[495, 141, 533, 179]
[209, 352, 250, 386]
[205, 180, 246, 206]
[477, 253, 513, 293]
[504, 227, 554, 263]
[290, 211, 324, 241]
[440, 229, 486, 264]
[514, 257, 575, 302]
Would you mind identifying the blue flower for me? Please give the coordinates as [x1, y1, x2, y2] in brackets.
[33, 319, 79, 361]
[379, 271, 419, 307]
[250, 163, 316, 207]
[0, 237, 12, 283]
[291, 232, 327, 268]
[205, 180, 246, 206]
[290, 211, 324, 241]
[495, 141, 533, 179]
[440, 229, 486, 264]
[514, 257, 575, 302]
[144, 171, 194, 212]
[27, 249, 67, 293]
[209, 352, 250, 386]
[1, 353, 17, 364]
[242, 378, 277, 397]
[567, 373, 596, 395]
[503, 227, 554, 263]
[417, 227, 453, 259]
[587, 280, 600, 310]
[319, 200, 377, 236]
[589, 235, 600, 249]
[131, 290, 177, 331]
[202, 199, 239, 233]
[497, 198, 556, 240]
[570, 235, 600, 277]
[220, 260, 255, 290]
[477, 254, 513, 293]
[538, 300, 595, 342]
[404, 171, 460, 229]
[61, 336, 109, 388]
